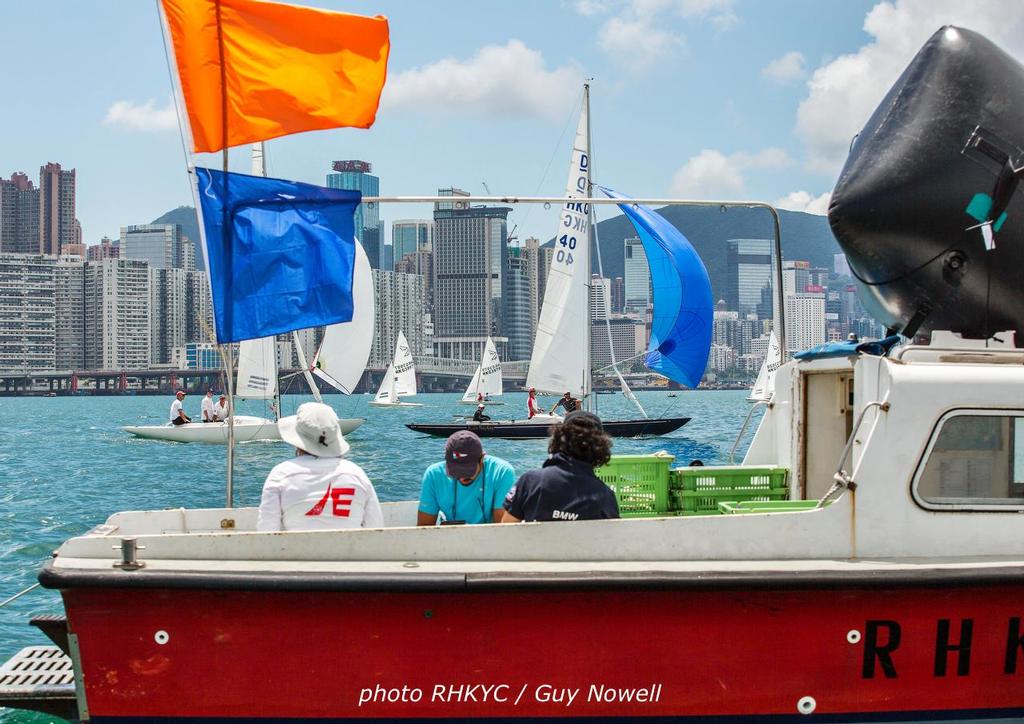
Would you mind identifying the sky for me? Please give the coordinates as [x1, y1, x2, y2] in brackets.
[3, 0, 1024, 246]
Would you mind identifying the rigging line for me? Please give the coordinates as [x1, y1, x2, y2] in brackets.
[517, 86, 586, 236]
[0, 583, 40, 609]
[155, 0, 191, 169]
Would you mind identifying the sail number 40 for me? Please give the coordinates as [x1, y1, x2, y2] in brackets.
[557, 234, 577, 265]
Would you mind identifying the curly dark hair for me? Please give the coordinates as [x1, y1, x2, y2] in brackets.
[548, 413, 613, 467]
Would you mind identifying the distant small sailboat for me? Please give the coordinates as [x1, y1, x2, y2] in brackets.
[459, 337, 505, 405]
[748, 330, 782, 402]
[370, 331, 424, 408]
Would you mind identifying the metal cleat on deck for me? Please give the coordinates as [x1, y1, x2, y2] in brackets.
[0, 645, 78, 720]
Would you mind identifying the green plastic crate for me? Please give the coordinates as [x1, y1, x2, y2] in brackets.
[595, 454, 674, 514]
[718, 500, 820, 514]
[668, 466, 789, 515]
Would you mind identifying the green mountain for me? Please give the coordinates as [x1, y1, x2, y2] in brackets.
[568, 205, 842, 303]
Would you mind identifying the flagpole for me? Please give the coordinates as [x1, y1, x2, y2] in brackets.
[157, 0, 236, 507]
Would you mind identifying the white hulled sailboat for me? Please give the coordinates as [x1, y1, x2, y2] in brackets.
[369, 331, 423, 408]
[459, 336, 504, 405]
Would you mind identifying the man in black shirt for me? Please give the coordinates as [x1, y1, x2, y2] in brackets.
[549, 391, 580, 415]
[501, 410, 619, 522]
[472, 404, 491, 422]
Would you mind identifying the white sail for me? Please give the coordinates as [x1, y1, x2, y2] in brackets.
[236, 337, 277, 399]
[312, 240, 375, 394]
[392, 331, 417, 397]
[526, 88, 592, 397]
[461, 367, 482, 403]
[478, 336, 503, 397]
[375, 363, 397, 404]
[749, 330, 782, 402]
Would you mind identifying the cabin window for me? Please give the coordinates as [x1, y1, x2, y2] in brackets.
[915, 411, 1024, 509]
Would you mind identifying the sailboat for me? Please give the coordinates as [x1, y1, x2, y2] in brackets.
[124, 144, 368, 442]
[458, 336, 505, 405]
[369, 331, 424, 408]
[407, 85, 706, 438]
[748, 329, 782, 402]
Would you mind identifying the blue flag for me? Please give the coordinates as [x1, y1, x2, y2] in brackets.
[195, 168, 360, 343]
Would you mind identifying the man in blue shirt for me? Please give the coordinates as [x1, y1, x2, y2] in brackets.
[416, 430, 516, 525]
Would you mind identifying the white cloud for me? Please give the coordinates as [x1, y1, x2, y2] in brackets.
[598, 15, 682, 71]
[796, 0, 1024, 175]
[775, 190, 832, 216]
[103, 99, 177, 132]
[575, 0, 611, 16]
[589, 0, 736, 71]
[674, 0, 738, 30]
[383, 40, 583, 120]
[669, 147, 791, 197]
[761, 51, 806, 84]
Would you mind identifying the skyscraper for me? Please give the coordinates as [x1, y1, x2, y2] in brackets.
[611, 276, 624, 314]
[55, 256, 85, 369]
[326, 160, 381, 268]
[392, 219, 432, 270]
[589, 274, 611, 321]
[39, 162, 76, 255]
[623, 236, 650, 311]
[0, 253, 56, 371]
[784, 292, 826, 354]
[0, 173, 40, 254]
[84, 259, 151, 370]
[432, 193, 511, 361]
[87, 237, 119, 261]
[149, 267, 189, 365]
[369, 269, 426, 368]
[504, 247, 534, 361]
[120, 224, 186, 270]
[520, 237, 541, 344]
[726, 238, 773, 316]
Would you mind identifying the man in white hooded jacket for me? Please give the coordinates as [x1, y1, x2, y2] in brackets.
[257, 402, 383, 531]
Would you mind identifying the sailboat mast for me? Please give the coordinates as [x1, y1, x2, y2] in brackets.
[583, 83, 593, 404]
[292, 331, 324, 404]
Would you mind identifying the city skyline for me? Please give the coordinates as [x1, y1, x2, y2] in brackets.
[6, 1, 1022, 247]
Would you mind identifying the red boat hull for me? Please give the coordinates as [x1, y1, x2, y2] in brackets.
[59, 581, 1024, 720]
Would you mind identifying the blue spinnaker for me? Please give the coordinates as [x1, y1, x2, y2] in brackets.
[601, 187, 713, 388]
[196, 168, 360, 343]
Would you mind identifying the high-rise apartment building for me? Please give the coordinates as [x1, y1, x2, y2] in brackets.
[185, 271, 213, 346]
[726, 238, 773, 316]
[590, 318, 645, 370]
[520, 237, 541, 342]
[537, 244, 553, 316]
[784, 292, 826, 354]
[0, 253, 56, 371]
[39, 163, 76, 255]
[432, 194, 511, 361]
[55, 256, 85, 369]
[504, 248, 534, 361]
[589, 274, 611, 321]
[87, 237, 119, 261]
[395, 247, 434, 313]
[120, 224, 184, 270]
[611, 276, 624, 314]
[623, 236, 650, 311]
[782, 260, 811, 297]
[84, 259, 151, 370]
[392, 220, 432, 270]
[0, 173, 41, 253]
[369, 269, 426, 368]
[326, 160, 381, 269]
[149, 267, 189, 365]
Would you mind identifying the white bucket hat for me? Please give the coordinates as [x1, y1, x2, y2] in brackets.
[277, 402, 349, 457]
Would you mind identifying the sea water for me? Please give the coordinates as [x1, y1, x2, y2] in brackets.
[0, 389, 756, 722]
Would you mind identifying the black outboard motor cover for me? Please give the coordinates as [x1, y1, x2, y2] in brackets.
[829, 26, 1024, 342]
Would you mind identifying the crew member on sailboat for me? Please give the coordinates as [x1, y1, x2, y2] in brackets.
[257, 403, 382, 531]
[550, 392, 580, 415]
[416, 431, 515, 525]
[527, 387, 541, 418]
[170, 390, 191, 426]
[213, 394, 228, 422]
[201, 390, 215, 423]
[473, 404, 491, 422]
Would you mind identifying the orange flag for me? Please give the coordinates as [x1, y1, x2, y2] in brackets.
[161, 0, 389, 154]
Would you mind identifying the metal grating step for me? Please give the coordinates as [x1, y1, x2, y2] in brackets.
[0, 645, 77, 719]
